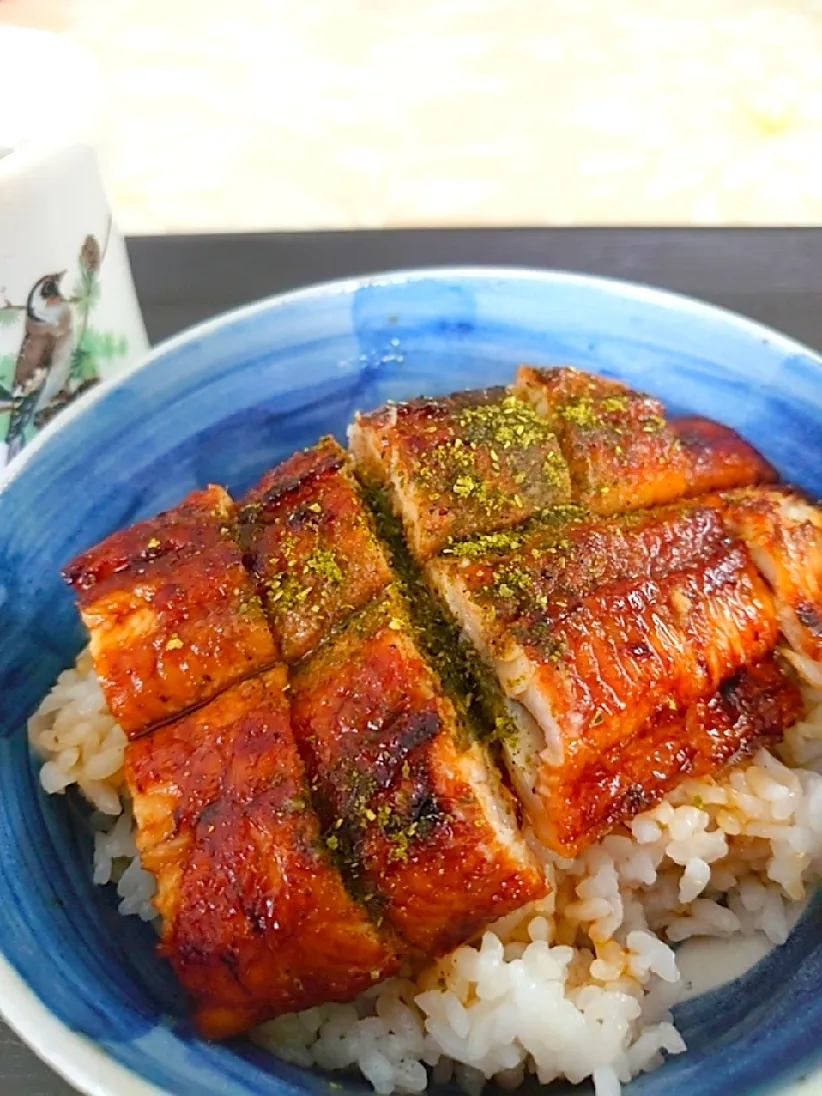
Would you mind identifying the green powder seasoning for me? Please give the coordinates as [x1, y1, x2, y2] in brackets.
[456, 394, 557, 451]
[441, 529, 525, 558]
[557, 397, 604, 429]
[487, 562, 533, 603]
[442, 508, 589, 624]
[316, 746, 443, 885]
[556, 392, 673, 461]
[411, 394, 570, 520]
[264, 536, 345, 617]
[359, 482, 526, 753]
[543, 449, 568, 488]
[304, 546, 344, 584]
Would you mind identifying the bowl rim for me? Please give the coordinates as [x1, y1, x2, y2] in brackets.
[0, 961, 164, 1096]
[4, 263, 822, 499]
[2, 265, 822, 1096]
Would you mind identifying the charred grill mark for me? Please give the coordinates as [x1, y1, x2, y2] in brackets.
[370, 709, 442, 790]
[670, 421, 707, 452]
[197, 800, 223, 831]
[796, 601, 822, 634]
[236, 438, 345, 512]
[219, 948, 243, 982]
[328, 750, 448, 875]
[621, 784, 658, 816]
[285, 505, 324, 531]
[62, 489, 235, 590]
[719, 670, 745, 706]
[388, 387, 508, 424]
[406, 786, 441, 832]
[237, 455, 345, 521]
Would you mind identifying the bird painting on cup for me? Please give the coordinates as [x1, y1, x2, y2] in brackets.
[0, 221, 127, 467]
[1, 272, 76, 463]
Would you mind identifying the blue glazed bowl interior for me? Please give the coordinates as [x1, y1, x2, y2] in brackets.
[1, 269, 821, 1096]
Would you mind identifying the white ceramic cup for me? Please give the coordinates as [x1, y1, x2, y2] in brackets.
[0, 27, 148, 469]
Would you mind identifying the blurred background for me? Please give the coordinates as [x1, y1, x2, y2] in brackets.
[3, 0, 822, 235]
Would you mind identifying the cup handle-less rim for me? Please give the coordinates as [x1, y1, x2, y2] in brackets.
[0, 26, 103, 183]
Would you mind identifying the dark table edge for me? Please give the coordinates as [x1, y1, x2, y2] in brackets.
[125, 228, 822, 351]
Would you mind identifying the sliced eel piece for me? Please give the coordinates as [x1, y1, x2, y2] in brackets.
[237, 437, 393, 662]
[125, 668, 402, 1039]
[717, 486, 822, 675]
[513, 366, 776, 515]
[62, 486, 277, 737]
[431, 501, 728, 633]
[290, 588, 547, 956]
[513, 365, 689, 514]
[350, 387, 571, 559]
[671, 416, 778, 496]
[429, 503, 780, 851]
[543, 655, 802, 854]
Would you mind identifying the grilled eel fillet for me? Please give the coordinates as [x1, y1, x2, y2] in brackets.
[63, 366, 819, 1032]
[236, 437, 394, 663]
[351, 367, 808, 855]
[717, 486, 822, 673]
[512, 366, 777, 513]
[428, 504, 789, 851]
[349, 387, 571, 558]
[65, 439, 544, 1037]
[125, 667, 402, 1039]
[63, 486, 277, 736]
[551, 656, 801, 853]
[290, 588, 543, 955]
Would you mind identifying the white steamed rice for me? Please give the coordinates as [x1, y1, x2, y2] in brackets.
[29, 649, 822, 1096]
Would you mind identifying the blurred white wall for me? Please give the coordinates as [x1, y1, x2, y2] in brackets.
[3, 0, 822, 232]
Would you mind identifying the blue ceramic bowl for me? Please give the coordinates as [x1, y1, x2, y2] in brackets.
[1, 268, 821, 1096]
